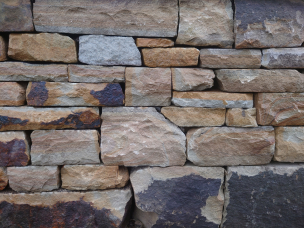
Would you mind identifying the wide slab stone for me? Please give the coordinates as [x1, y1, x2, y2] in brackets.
[125, 68, 171, 106]
[101, 107, 186, 167]
[136, 38, 174, 48]
[172, 91, 253, 108]
[0, 187, 132, 227]
[176, 0, 233, 48]
[79, 35, 141, 66]
[226, 108, 258, 127]
[142, 48, 199, 67]
[7, 166, 60, 192]
[0, 36, 7, 61]
[0, 107, 100, 131]
[131, 165, 225, 228]
[222, 164, 304, 227]
[8, 33, 77, 63]
[61, 165, 129, 191]
[0, 168, 8, 191]
[31, 130, 100, 166]
[0, 82, 26, 106]
[187, 127, 275, 166]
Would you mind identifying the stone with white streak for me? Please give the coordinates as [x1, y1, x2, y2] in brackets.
[226, 108, 258, 127]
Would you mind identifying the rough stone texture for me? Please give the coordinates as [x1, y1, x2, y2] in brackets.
[79, 35, 141, 66]
[187, 127, 275, 166]
[0, 168, 8, 191]
[0, 36, 7, 61]
[172, 91, 253, 108]
[7, 166, 60, 192]
[222, 164, 304, 228]
[68, 65, 125, 83]
[161, 107, 226, 127]
[8, 33, 77, 63]
[0, 187, 132, 228]
[26, 82, 124, 107]
[226, 108, 258, 127]
[61, 165, 129, 191]
[172, 68, 214, 91]
[0, 107, 100, 131]
[176, 0, 233, 48]
[33, 0, 178, 37]
[0, 82, 26, 106]
[131, 165, 225, 228]
[125, 68, 171, 106]
[142, 48, 199, 67]
[200, 49, 261, 69]
[101, 107, 186, 167]
[0, 131, 30, 167]
[216, 69, 304, 92]
[136, 38, 174, 48]
[235, 0, 304, 48]
[0, 0, 34, 32]
[31, 130, 100, 166]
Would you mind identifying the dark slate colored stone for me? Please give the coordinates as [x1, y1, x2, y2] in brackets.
[90, 83, 124, 106]
[0, 116, 28, 130]
[0, 139, 28, 167]
[27, 82, 49, 106]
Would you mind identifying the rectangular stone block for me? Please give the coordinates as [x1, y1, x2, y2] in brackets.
[226, 108, 258, 127]
[0, 167, 8, 191]
[0, 36, 7, 61]
[0, 82, 26, 106]
[136, 38, 174, 48]
[31, 130, 100, 166]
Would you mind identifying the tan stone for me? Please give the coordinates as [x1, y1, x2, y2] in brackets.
[8, 33, 77, 63]
[0, 82, 26, 106]
[226, 108, 258, 127]
[142, 48, 199, 67]
[0, 36, 7, 61]
[161, 107, 225, 127]
[136, 38, 174, 48]
[0, 167, 8, 191]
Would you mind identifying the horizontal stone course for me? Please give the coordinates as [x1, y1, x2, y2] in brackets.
[0, 36, 7, 61]
[0, 82, 26, 106]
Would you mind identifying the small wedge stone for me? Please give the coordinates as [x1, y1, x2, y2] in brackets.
[0, 168, 8, 190]
[136, 38, 174, 48]
[226, 108, 258, 127]
[0, 82, 26, 106]
[0, 36, 7, 61]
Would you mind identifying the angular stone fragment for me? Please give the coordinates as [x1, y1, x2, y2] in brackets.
[187, 127, 275, 166]
[31, 130, 100, 166]
[131, 165, 224, 228]
[161, 107, 225, 127]
[0, 82, 26, 106]
[125, 68, 171, 106]
[8, 33, 77, 63]
[0, 168, 8, 191]
[222, 164, 304, 228]
[142, 48, 199, 67]
[79, 35, 141, 66]
[7, 166, 59, 192]
[0, 107, 100, 131]
[0, 36, 7, 61]
[136, 38, 174, 48]
[101, 107, 186, 167]
[226, 108, 258, 127]
[0, 187, 132, 227]
[172, 91, 253, 108]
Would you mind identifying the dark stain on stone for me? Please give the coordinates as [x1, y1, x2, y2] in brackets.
[27, 82, 49, 106]
[0, 139, 28, 167]
[242, 109, 246, 117]
[90, 84, 124, 106]
[0, 115, 29, 130]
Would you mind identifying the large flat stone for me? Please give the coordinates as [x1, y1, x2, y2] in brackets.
[101, 107, 186, 167]
[0, 168, 8, 191]
[226, 108, 258, 127]
[0, 36, 7, 61]
[31, 130, 100, 166]
[187, 127, 275, 166]
[131, 165, 224, 228]
[0, 82, 26, 106]
[136, 38, 174, 48]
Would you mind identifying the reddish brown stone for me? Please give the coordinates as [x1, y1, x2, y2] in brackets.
[136, 38, 174, 47]
[0, 36, 7, 61]
[0, 168, 8, 190]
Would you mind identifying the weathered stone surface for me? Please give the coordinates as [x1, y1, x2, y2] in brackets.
[0, 131, 30, 167]
[200, 49, 261, 69]
[176, 0, 233, 48]
[101, 107, 186, 167]
[31, 130, 100, 166]
[222, 164, 304, 228]
[216, 69, 304, 92]
[131, 165, 224, 228]
[172, 91, 253, 108]
[136, 38, 174, 48]
[79, 35, 141, 66]
[127, 219, 144, 228]
[68, 65, 125, 83]
[142, 48, 199, 67]
[226, 108, 258, 127]
[61, 165, 129, 191]
[235, 0, 304, 48]
[0, 107, 100, 131]
[0, 187, 132, 227]
[0, 0, 34, 32]
[0, 168, 8, 191]
[172, 68, 214, 91]
[187, 127, 275, 166]
[0, 36, 7, 61]
[33, 0, 178, 37]
[0, 82, 26, 106]
[26, 82, 124, 107]
[7, 166, 60, 192]
[161, 107, 225, 127]
[125, 68, 171, 106]
[8, 33, 77, 63]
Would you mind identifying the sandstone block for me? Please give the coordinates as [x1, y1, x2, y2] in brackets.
[0, 82, 26, 106]
[136, 38, 174, 48]
[7, 166, 59, 192]
[142, 48, 199, 67]
[125, 68, 171, 106]
[176, 0, 233, 48]
[0, 168, 8, 191]
[187, 127, 275, 166]
[101, 107, 186, 167]
[226, 108, 258, 127]
[0, 36, 7, 61]
[131, 165, 224, 227]
[31, 130, 100, 166]
[79, 35, 141, 66]
[0, 107, 100, 131]
[8, 33, 77, 63]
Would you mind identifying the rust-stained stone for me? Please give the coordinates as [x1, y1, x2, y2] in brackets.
[136, 38, 174, 48]
[0, 82, 26, 106]
[0, 36, 7, 61]
[226, 108, 258, 127]
[0, 168, 8, 191]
